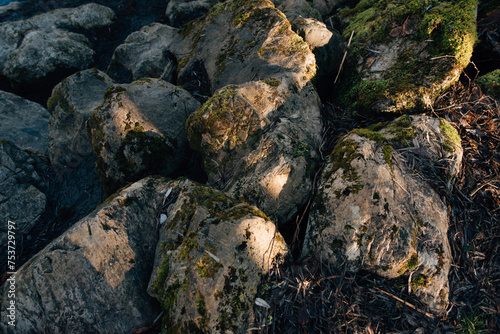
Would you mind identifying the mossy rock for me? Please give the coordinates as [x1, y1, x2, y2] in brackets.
[88, 79, 200, 194]
[148, 179, 288, 333]
[304, 114, 461, 312]
[176, 0, 316, 93]
[337, 0, 477, 114]
[476, 69, 500, 100]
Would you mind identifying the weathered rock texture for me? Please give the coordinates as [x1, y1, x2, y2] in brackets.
[0, 90, 50, 155]
[165, 0, 221, 27]
[303, 115, 462, 311]
[0, 176, 169, 334]
[108, 0, 317, 96]
[338, 0, 477, 114]
[48, 68, 115, 169]
[176, 0, 316, 93]
[148, 179, 288, 333]
[88, 78, 201, 194]
[187, 79, 322, 224]
[181, 0, 323, 224]
[0, 141, 47, 259]
[107, 23, 180, 84]
[0, 3, 115, 86]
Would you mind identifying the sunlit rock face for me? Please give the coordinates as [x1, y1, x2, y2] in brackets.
[0, 3, 115, 87]
[148, 179, 288, 333]
[303, 115, 463, 312]
[0, 176, 170, 334]
[179, 0, 323, 225]
[87, 78, 200, 194]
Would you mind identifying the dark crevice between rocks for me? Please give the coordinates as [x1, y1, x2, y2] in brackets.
[0, 157, 107, 278]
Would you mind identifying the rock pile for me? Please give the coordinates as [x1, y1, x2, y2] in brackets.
[0, 0, 489, 332]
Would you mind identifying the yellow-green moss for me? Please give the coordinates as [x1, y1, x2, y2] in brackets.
[47, 87, 73, 113]
[186, 86, 238, 151]
[439, 118, 461, 153]
[196, 251, 223, 278]
[476, 69, 500, 100]
[397, 252, 419, 275]
[338, 0, 477, 114]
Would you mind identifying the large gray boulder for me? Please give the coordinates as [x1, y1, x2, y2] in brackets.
[187, 79, 322, 224]
[0, 176, 170, 334]
[0, 3, 115, 86]
[108, 0, 316, 96]
[0, 141, 47, 260]
[88, 78, 201, 194]
[48, 68, 115, 170]
[106, 23, 180, 84]
[148, 179, 288, 333]
[0, 90, 50, 155]
[182, 0, 323, 224]
[303, 115, 462, 312]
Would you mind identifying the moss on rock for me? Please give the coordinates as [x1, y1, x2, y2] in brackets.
[476, 69, 500, 100]
[338, 0, 477, 114]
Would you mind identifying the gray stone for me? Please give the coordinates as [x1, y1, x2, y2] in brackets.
[0, 142, 47, 267]
[107, 23, 180, 83]
[187, 79, 322, 225]
[303, 115, 463, 312]
[165, 0, 221, 27]
[176, 0, 316, 93]
[0, 176, 170, 334]
[0, 3, 115, 85]
[48, 68, 115, 169]
[148, 179, 288, 333]
[88, 78, 201, 194]
[0, 90, 50, 155]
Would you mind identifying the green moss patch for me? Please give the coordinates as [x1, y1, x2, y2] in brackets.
[47, 87, 73, 114]
[338, 0, 477, 114]
[439, 118, 461, 153]
[476, 69, 500, 100]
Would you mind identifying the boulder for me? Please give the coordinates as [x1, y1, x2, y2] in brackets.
[186, 79, 322, 224]
[303, 115, 462, 312]
[0, 3, 115, 87]
[88, 78, 201, 194]
[107, 23, 180, 84]
[176, 0, 316, 93]
[148, 179, 288, 333]
[165, 0, 221, 28]
[0, 176, 169, 334]
[337, 0, 477, 114]
[48, 68, 115, 169]
[0, 141, 47, 262]
[0, 90, 50, 155]
[181, 0, 323, 224]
